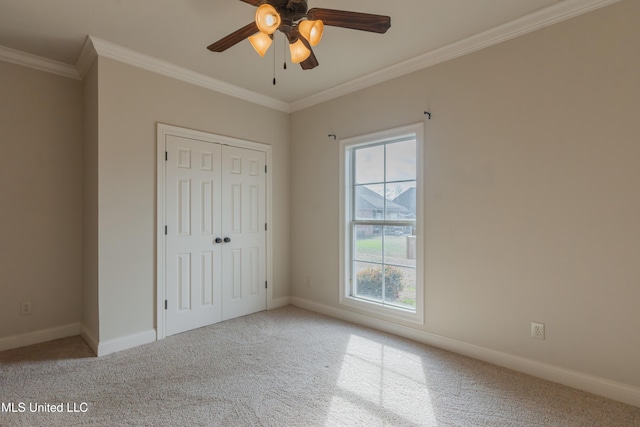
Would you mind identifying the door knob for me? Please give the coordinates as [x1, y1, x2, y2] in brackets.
[224, 237, 231, 243]
[215, 237, 222, 244]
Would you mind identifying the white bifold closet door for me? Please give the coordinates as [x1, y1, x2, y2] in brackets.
[165, 135, 266, 337]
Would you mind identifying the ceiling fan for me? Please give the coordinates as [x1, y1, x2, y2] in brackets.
[207, 0, 391, 70]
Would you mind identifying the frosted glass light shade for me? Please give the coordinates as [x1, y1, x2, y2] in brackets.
[289, 39, 311, 63]
[248, 32, 272, 57]
[255, 4, 281, 35]
[298, 20, 324, 46]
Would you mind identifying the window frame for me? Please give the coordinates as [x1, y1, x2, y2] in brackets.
[339, 123, 425, 324]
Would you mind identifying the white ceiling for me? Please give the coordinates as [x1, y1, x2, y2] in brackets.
[0, 0, 614, 108]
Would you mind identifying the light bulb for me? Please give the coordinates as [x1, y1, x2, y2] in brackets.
[255, 4, 281, 35]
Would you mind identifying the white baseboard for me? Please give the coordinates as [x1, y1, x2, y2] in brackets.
[0, 323, 81, 352]
[269, 296, 291, 310]
[291, 297, 640, 408]
[97, 329, 156, 357]
[80, 324, 98, 355]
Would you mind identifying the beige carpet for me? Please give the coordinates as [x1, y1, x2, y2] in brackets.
[0, 306, 638, 426]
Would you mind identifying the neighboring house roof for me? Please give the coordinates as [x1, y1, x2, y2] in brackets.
[393, 187, 416, 215]
[355, 186, 410, 213]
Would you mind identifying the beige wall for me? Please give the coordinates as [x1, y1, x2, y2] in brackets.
[94, 57, 290, 341]
[0, 61, 83, 338]
[290, 0, 640, 388]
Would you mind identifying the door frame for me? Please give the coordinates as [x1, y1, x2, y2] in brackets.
[156, 123, 273, 340]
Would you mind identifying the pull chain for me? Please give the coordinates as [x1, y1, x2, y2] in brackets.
[273, 34, 277, 85]
[283, 36, 287, 70]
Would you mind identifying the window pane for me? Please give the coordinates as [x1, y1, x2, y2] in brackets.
[354, 225, 382, 263]
[385, 182, 416, 220]
[355, 184, 385, 220]
[354, 262, 383, 303]
[383, 265, 416, 310]
[355, 145, 384, 184]
[383, 228, 416, 268]
[386, 139, 416, 182]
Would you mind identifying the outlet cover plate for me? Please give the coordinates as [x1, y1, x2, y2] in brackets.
[531, 321, 545, 340]
[20, 301, 33, 316]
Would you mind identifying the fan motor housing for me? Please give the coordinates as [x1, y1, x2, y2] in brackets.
[268, 0, 308, 22]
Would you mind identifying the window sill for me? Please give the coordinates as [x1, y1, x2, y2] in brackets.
[339, 295, 424, 325]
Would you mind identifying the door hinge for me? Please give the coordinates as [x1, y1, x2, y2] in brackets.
[265, 165, 267, 173]
[265, 223, 267, 231]
[164, 300, 167, 310]
[265, 281, 268, 289]
[165, 151, 168, 161]
[165, 225, 168, 235]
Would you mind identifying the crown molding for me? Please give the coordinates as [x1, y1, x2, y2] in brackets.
[289, 0, 622, 112]
[85, 36, 290, 113]
[75, 36, 98, 79]
[0, 0, 621, 113]
[0, 45, 80, 80]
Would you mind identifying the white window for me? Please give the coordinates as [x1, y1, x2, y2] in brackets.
[340, 123, 424, 323]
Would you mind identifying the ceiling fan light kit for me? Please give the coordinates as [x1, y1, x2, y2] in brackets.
[297, 19, 323, 46]
[207, 0, 391, 71]
[248, 31, 273, 57]
[288, 38, 310, 63]
[255, 4, 281, 34]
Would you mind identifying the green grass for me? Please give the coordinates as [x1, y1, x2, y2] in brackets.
[356, 235, 406, 258]
[355, 235, 414, 263]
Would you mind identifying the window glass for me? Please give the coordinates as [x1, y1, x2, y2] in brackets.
[355, 145, 384, 184]
[355, 184, 385, 221]
[354, 225, 382, 264]
[385, 182, 416, 220]
[350, 138, 417, 311]
[385, 140, 416, 182]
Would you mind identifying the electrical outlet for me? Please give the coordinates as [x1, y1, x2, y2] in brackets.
[20, 301, 32, 316]
[531, 321, 545, 340]
[306, 276, 313, 288]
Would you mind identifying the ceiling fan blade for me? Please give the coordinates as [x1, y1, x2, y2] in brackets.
[238, 0, 263, 6]
[300, 46, 319, 70]
[207, 22, 258, 52]
[307, 8, 391, 34]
